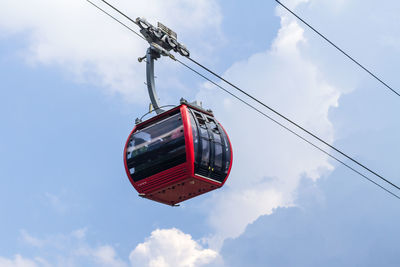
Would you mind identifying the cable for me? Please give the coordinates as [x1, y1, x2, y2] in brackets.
[85, 0, 400, 200]
[186, 56, 400, 192]
[275, 0, 400, 98]
[175, 58, 400, 200]
[98, 0, 139, 27]
[86, 0, 145, 41]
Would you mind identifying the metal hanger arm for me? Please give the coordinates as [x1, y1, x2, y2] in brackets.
[146, 47, 164, 114]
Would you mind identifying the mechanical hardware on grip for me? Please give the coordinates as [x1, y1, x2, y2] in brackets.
[136, 17, 190, 58]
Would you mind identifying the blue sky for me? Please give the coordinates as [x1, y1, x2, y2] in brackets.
[1, 0, 400, 266]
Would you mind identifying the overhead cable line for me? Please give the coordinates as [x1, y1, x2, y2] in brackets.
[176, 58, 400, 200]
[187, 57, 400, 192]
[275, 0, 400, 98]
[86, 0, 145, 41]
[85, 0, 400, 199]
[98, 0, 140, 27]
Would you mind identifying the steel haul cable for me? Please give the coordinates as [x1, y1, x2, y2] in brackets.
[86, 0, 144, 41]
[175, 58, 400, 200]
[186, 56, 400, 192]
[275, 0, 400, 98]
[85, 0, 400, 200]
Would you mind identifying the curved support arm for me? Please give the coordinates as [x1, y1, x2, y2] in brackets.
[146, 47, 165, 114]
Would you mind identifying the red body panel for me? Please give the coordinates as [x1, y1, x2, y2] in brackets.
[123, 104, 232, 206]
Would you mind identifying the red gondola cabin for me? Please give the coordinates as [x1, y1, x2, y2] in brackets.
[123, 103, 233, 206]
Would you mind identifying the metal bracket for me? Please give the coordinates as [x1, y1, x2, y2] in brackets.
[136, 17, 190, 58]
[135, 18, 192, 115]
[145, 47, 164, 114]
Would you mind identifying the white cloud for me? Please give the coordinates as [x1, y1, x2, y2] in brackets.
[0, 0, 221, 103]
[208, 0, 397, 249]
[129, 228, 218, 267]
[87, 246, 128, 267]
[20, 230, 46, 248]
[197, 4, 341, 248]
[20, 227, 87, 249]
[280, 0, 309, 9]
[0, 255, 38, 267]
[378, 36, 400, 52]
[43, 192, 67, 214]
[16, 228, 216, 267]
[71, 228, 87, 240]
[17, 229, 127, 267]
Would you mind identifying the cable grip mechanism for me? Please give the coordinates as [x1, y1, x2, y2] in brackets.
[136, 18, 189, 115]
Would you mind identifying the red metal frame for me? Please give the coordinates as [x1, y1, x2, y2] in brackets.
[181, 105, 195, 176]
[123, 104, 233, 205]
[214, 122, 233, 185]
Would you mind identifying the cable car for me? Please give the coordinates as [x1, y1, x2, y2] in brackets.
[123, 18, 233, 205]
[124, 101, 232, 206]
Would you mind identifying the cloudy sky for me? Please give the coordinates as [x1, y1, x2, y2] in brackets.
[1, 0, 400, 266]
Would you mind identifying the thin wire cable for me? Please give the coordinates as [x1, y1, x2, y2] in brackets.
[98, 0, 140, 27]
[175, 58, 400, 200]
[86, 0, 145, 41]
[187, 57, 400, 191]
[275, 0, 400, 98]
[85, 0, 400, 199]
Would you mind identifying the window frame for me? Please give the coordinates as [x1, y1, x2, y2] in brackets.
[187, 108, 231, 183]
[126, 110, 187, 182]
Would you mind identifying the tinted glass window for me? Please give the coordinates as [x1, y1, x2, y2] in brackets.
[126, 113, 186, 182]
[213, 131, 221, 143]
[214, 143, 223, 169]
[222, 129, 231, 174]
[201, 139, 210, 165]
[187, 107, 232, 182]
[200, 127, 208, 139]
